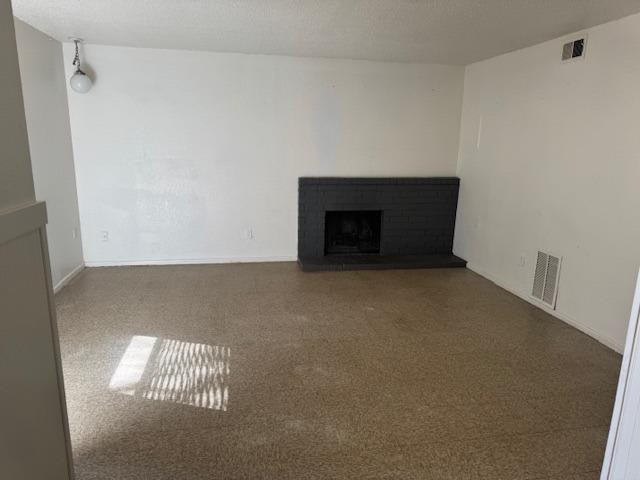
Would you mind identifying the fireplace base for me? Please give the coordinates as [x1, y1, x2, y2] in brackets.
[298, 253, 466, 272]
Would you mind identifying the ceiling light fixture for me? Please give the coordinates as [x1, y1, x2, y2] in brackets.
[69, 38, 92, 94]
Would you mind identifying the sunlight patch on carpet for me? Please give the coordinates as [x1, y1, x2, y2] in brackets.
[109, 335, 230, 410]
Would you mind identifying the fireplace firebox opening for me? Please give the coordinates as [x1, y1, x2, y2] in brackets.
[324, 210, 382, 255]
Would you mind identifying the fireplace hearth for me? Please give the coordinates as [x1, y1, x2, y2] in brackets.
[298, 177, 466, 271]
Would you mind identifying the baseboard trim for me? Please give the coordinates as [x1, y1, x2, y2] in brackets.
[53, 263, 85, 294]
[466, 262, 624, 354]
[84, 256, 298, 267]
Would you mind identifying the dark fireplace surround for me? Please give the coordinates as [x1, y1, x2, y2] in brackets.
[298, 177, 466, 271]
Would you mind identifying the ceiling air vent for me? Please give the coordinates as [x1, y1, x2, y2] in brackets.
[532, 251, 562, 309]
[562, 38, 586, 61]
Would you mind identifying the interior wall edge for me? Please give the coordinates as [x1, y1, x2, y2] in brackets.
[0, 205, 74, 479]
[466, 262, 624, 354]
[0, 201, 48, 245]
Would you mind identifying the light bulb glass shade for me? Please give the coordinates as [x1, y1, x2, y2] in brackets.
[70, 70, 92, 93]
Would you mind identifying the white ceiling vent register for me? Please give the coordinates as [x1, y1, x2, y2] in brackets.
[532, 251, 562, 309]
[562, 37, 586, 61]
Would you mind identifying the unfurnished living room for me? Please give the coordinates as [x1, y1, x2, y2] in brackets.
[2, 1, 640, 479]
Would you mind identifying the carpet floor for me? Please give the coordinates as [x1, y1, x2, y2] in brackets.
[54, 263, 621, 479]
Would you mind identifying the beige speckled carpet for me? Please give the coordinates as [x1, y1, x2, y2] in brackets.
[54, 263, 620, 479]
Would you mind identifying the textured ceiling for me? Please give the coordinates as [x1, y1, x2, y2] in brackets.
[12, 0, 640, 64]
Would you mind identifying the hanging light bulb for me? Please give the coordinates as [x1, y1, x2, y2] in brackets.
[69, 39, 92, 93]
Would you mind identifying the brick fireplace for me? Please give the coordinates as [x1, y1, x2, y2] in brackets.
[297, 177, 466, 271]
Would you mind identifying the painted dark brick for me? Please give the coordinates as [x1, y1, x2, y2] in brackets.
[298, 177, 461, 260]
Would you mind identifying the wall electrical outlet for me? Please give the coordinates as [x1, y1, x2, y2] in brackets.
[244, 228, 254, 240]
[518, 255, 526, 267]
[101, 230, 109, 242]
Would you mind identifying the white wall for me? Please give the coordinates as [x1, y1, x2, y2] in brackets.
[15, 19, 84, 290]
[454, 13, 640, 352]
[62, 44, 464, 265]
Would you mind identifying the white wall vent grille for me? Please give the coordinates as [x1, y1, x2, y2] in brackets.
[532, 251, 562, 309]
